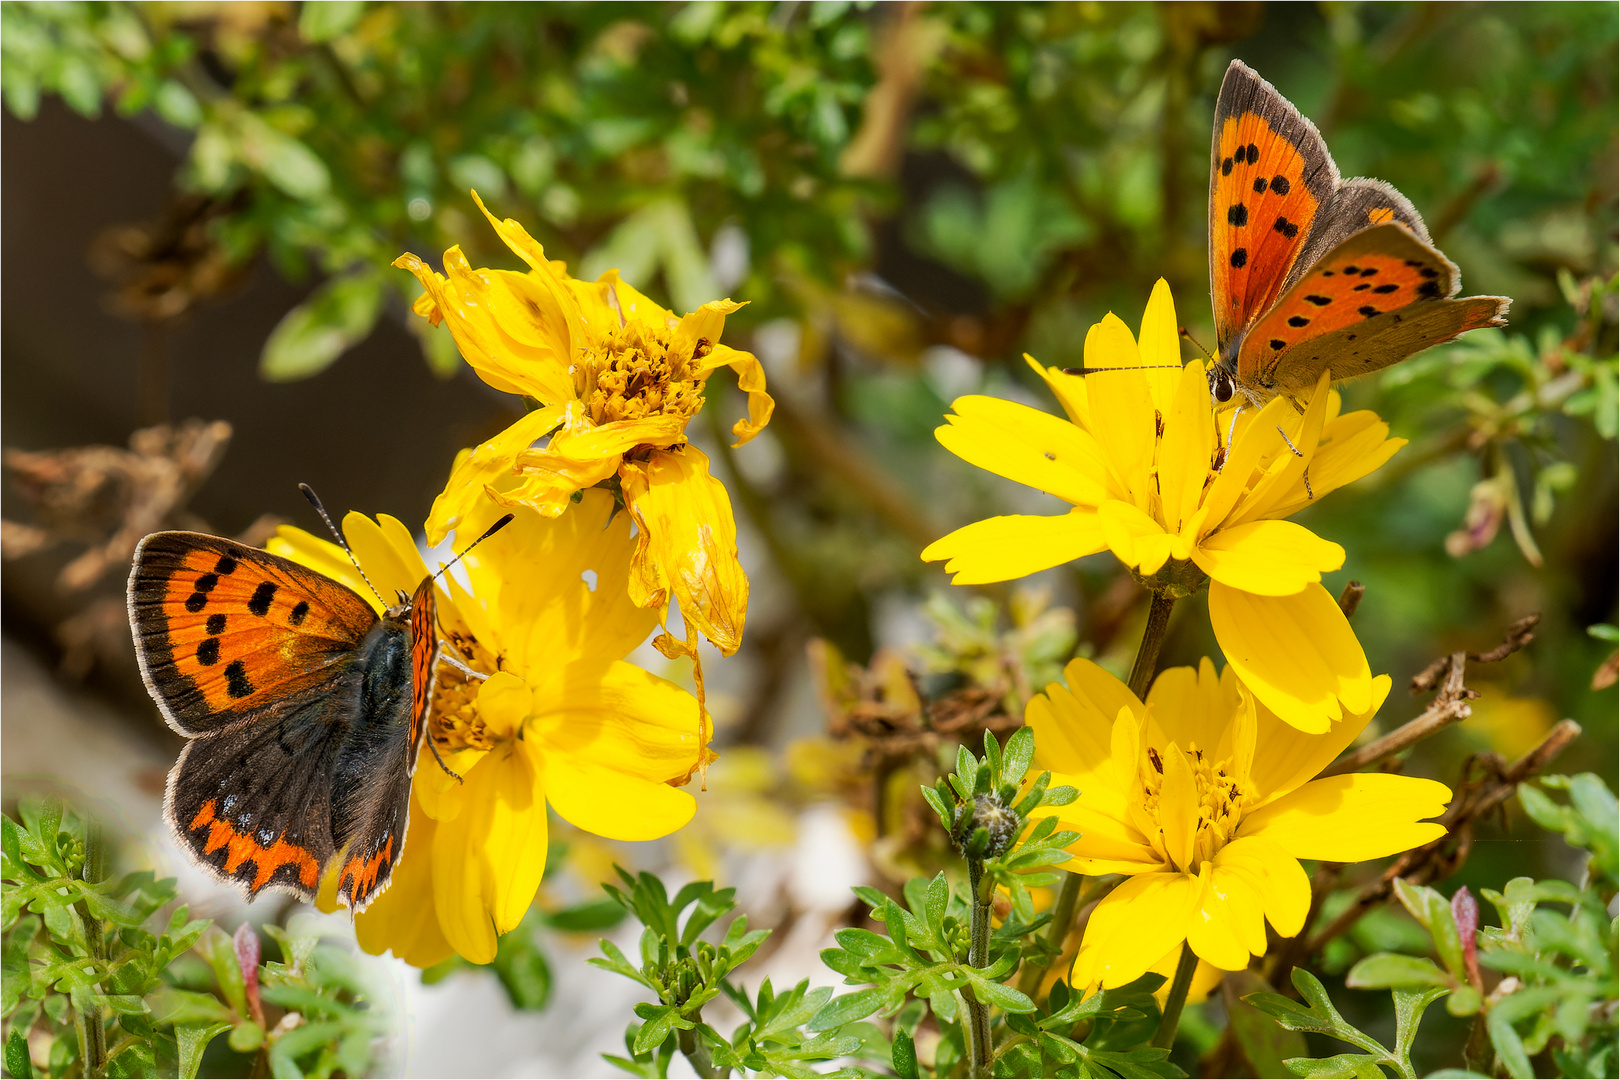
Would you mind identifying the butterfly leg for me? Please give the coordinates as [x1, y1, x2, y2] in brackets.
[1274, 424, 1315, 500]
[438, 649, 489, 681]
[1217, 405, 1245, 473]
[425, 732, 464, 783]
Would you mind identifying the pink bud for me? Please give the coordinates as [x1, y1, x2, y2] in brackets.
[1451, 886, 1482, 991]
[233, 922, 265, 1027]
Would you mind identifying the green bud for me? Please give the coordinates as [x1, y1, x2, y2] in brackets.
[951, 792, 1020, 861]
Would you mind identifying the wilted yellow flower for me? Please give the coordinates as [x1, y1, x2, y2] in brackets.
[922, 280, 1405, 732]
[271, 490, 702, 966]
[395, 192, 773, 667]
[1027, 656, 1450, 990]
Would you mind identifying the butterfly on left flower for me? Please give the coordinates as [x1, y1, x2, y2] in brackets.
[126, 487, 510, 912]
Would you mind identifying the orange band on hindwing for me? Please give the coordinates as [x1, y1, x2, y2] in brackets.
[187, 798, 321, 892]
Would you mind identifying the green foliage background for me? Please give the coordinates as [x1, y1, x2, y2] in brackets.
[1, 1, 1615, 1077]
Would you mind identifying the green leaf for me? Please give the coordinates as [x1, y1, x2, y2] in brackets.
[1391, 987, 1447, 1074]
[891, 1026, 919, 1079]
[1002, 725, 1035, 784]
[260, 271, 385, 381]
[492, 916, 552, 1011]
[175, 1022, 232, 1080]
[1346, 953, 1453, 989]
[5, 1027, 32, 1078]
[632, 1004, 680, 1054]
[1282, 1053, 1386, 1078]
[962, 970, 1035, 1013]
[298, 0, 365, 43]
[543, 898, 626, 933]
[807, 986, 884, 1031]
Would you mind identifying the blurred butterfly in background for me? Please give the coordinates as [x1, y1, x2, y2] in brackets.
[1205, 59, 1510, 405]
[127, 486, 509, 912]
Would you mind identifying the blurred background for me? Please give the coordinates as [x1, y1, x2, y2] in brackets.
[2, 2, 1615, 1076]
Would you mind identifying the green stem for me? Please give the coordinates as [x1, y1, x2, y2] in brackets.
[74, 820, 107, 1078]
[1016, 871, 1085, 998]
[962, 858, 996, 1078]
[1150, 943, 1198, 1050]
[677, 1024, 726, 1079]
[1127, 591, 1176, 700]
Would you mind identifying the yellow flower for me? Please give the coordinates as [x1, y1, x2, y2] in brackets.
[394, 193, 772, 666]
[269, 490, 702, 966]
[1026, 656, 1451, 990]
[921, 280, 1405, 732]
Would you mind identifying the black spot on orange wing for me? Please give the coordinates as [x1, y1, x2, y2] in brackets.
[1354, 283, 1371, 292]
[1231, 249, 1248, 268]
[248, 582, 278, 618]
[1358, 306, 1380, 317]
[1228, 204, 1248, 226]
[1253, 177, 1267, 193]
[1288, 315, 1309, 327]
[225, 660, 254, 698]
[1270, 175, 1290, 194]
[1373, 283, 1399, 294]
[1269, 339, 1286, 350]
[1306, 295, 1332, 306]
[197, 638, 220, 666]
[1274, 216, 1299, 238]
[206, 613, 227, 634]
[1418, 280, 1442, 298]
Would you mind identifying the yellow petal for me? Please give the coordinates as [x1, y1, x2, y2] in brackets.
[1199, 395, 1295, 530]
[414, 744, 490, 823]
[921, 510, 1107, 584]
[1210, 834, 1310, 938]
[354, 793, 455, 968]
[1246, 675, 1391, 809]
[698, 343, 775, 446]
[1082, 315, 1156, 511]
[531, 660, 707, 784]
[1239, 773, 1451, 862]
[341, 512, 429, 602]
[1144, 658, 1235, 758]
[1026, 354, 1091, 429]
[1136, 279, 1188, 409]
[1073, 870, 1201, 989]
[425, 405, 566, 545]
[431, 739, 548, 964]
[1158, 744, 1199, 872]
[1191, 520, 1345, 596]
[934, 396, 1112, 508]
[1264, 411, 1406, 519]
[1026, 659, 1133, 777]
[1158, 361, 1216, 534]
[1099, 499, 1173, 576]
[1044, 792, 1167, 875]
[621, 446, 747, 655]
[1186, 859, 1263, 971]
[1209, 581, 1373, 733]
[545, 755, 697, 841]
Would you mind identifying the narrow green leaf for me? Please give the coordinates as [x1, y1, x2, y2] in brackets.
[260, 271, 384, 381]
[5, 1027, 32, 1078]
[1345, 953, 1453, 990]
[808, 986, 884, 1031]
[175, 1022, 232, 1080]
[891, 1026, 918, 1078]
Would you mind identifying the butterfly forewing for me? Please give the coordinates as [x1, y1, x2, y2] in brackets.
[407, 577, 441, 767]
[1209, 61, 1339, 346]
[130, 533, 379, 736]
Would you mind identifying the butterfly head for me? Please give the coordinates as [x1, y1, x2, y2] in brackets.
[1208, 364, 1238, 404]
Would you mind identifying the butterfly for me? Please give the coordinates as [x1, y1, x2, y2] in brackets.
[127, 487, 508, 912]
[1206, 60, 1510, 406]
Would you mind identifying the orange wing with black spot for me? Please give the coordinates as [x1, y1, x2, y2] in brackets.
[407, 576, 440, 767]
[1237, 222, 1509, 396]
[1209, 60, 1339, 346]
[129, 532, 379, 736]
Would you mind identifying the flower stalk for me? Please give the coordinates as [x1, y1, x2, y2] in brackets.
[72, 816, 107, 1079]
[964, 856, 996, 1078]
[1150, 943, 1199, 1049]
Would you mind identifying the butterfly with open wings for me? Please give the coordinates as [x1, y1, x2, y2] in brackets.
[127, 488, 508, 912]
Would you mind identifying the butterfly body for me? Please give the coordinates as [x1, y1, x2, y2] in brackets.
[128, 531, 438, 911]
[1208, 61, 1509, 405]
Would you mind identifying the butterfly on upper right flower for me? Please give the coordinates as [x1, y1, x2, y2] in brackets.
[1205, 60, 1509, 408]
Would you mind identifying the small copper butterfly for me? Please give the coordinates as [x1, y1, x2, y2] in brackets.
[1206, 60, 1510, 405]
[127, 487, 508, 911]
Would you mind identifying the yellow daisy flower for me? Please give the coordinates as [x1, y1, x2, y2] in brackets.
[921, 280, 1405, 732]
[394, 193, 773, 666]
[269, 490, 702, 966]
[1026, 656, 1451, 990]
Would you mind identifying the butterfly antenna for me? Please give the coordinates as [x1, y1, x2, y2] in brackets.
[430, 514, 515, 584]
[1178, 326, 1213, 357]
[1059, 364, 1183, 375]
[298, 483, 386, 605]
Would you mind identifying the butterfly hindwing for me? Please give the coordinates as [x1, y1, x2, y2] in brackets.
[130, 533, 380, 736]
[1237, 222, 1509, 396]
[164, 695, 350, 902]
[1210, 60, 1340, 344]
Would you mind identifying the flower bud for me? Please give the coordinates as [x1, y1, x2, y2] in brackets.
[952, 793, 1020, 861]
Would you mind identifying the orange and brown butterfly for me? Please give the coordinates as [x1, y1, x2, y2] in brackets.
[1206, 60, 1509, 406]
[126, 487, 508, 913]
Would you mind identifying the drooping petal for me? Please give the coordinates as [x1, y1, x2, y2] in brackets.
[1073, 870, 1202, 989]
[921, 511, 1107, 585]
[354, 794, 454, 968]
[430, 739, 549, 965]
[620, 446, 747, 655]
[698, 343, 775, 446]
[1209, 581, 1373, 733]
[1245, 675, 1392, 809]
[1239, 773, 1451, 862]
[1191, 520, 1345, 596]
[424, 405, 565, 545]
[530, 660, 708, 808]
[516, 413, 689, 489]
[933, 396, 1113, 508]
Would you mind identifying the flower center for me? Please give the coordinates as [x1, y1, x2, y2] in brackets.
[576, 324, 708, 432]
[430, 628, 501, 753]
[1135, 741, 1254, 870]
